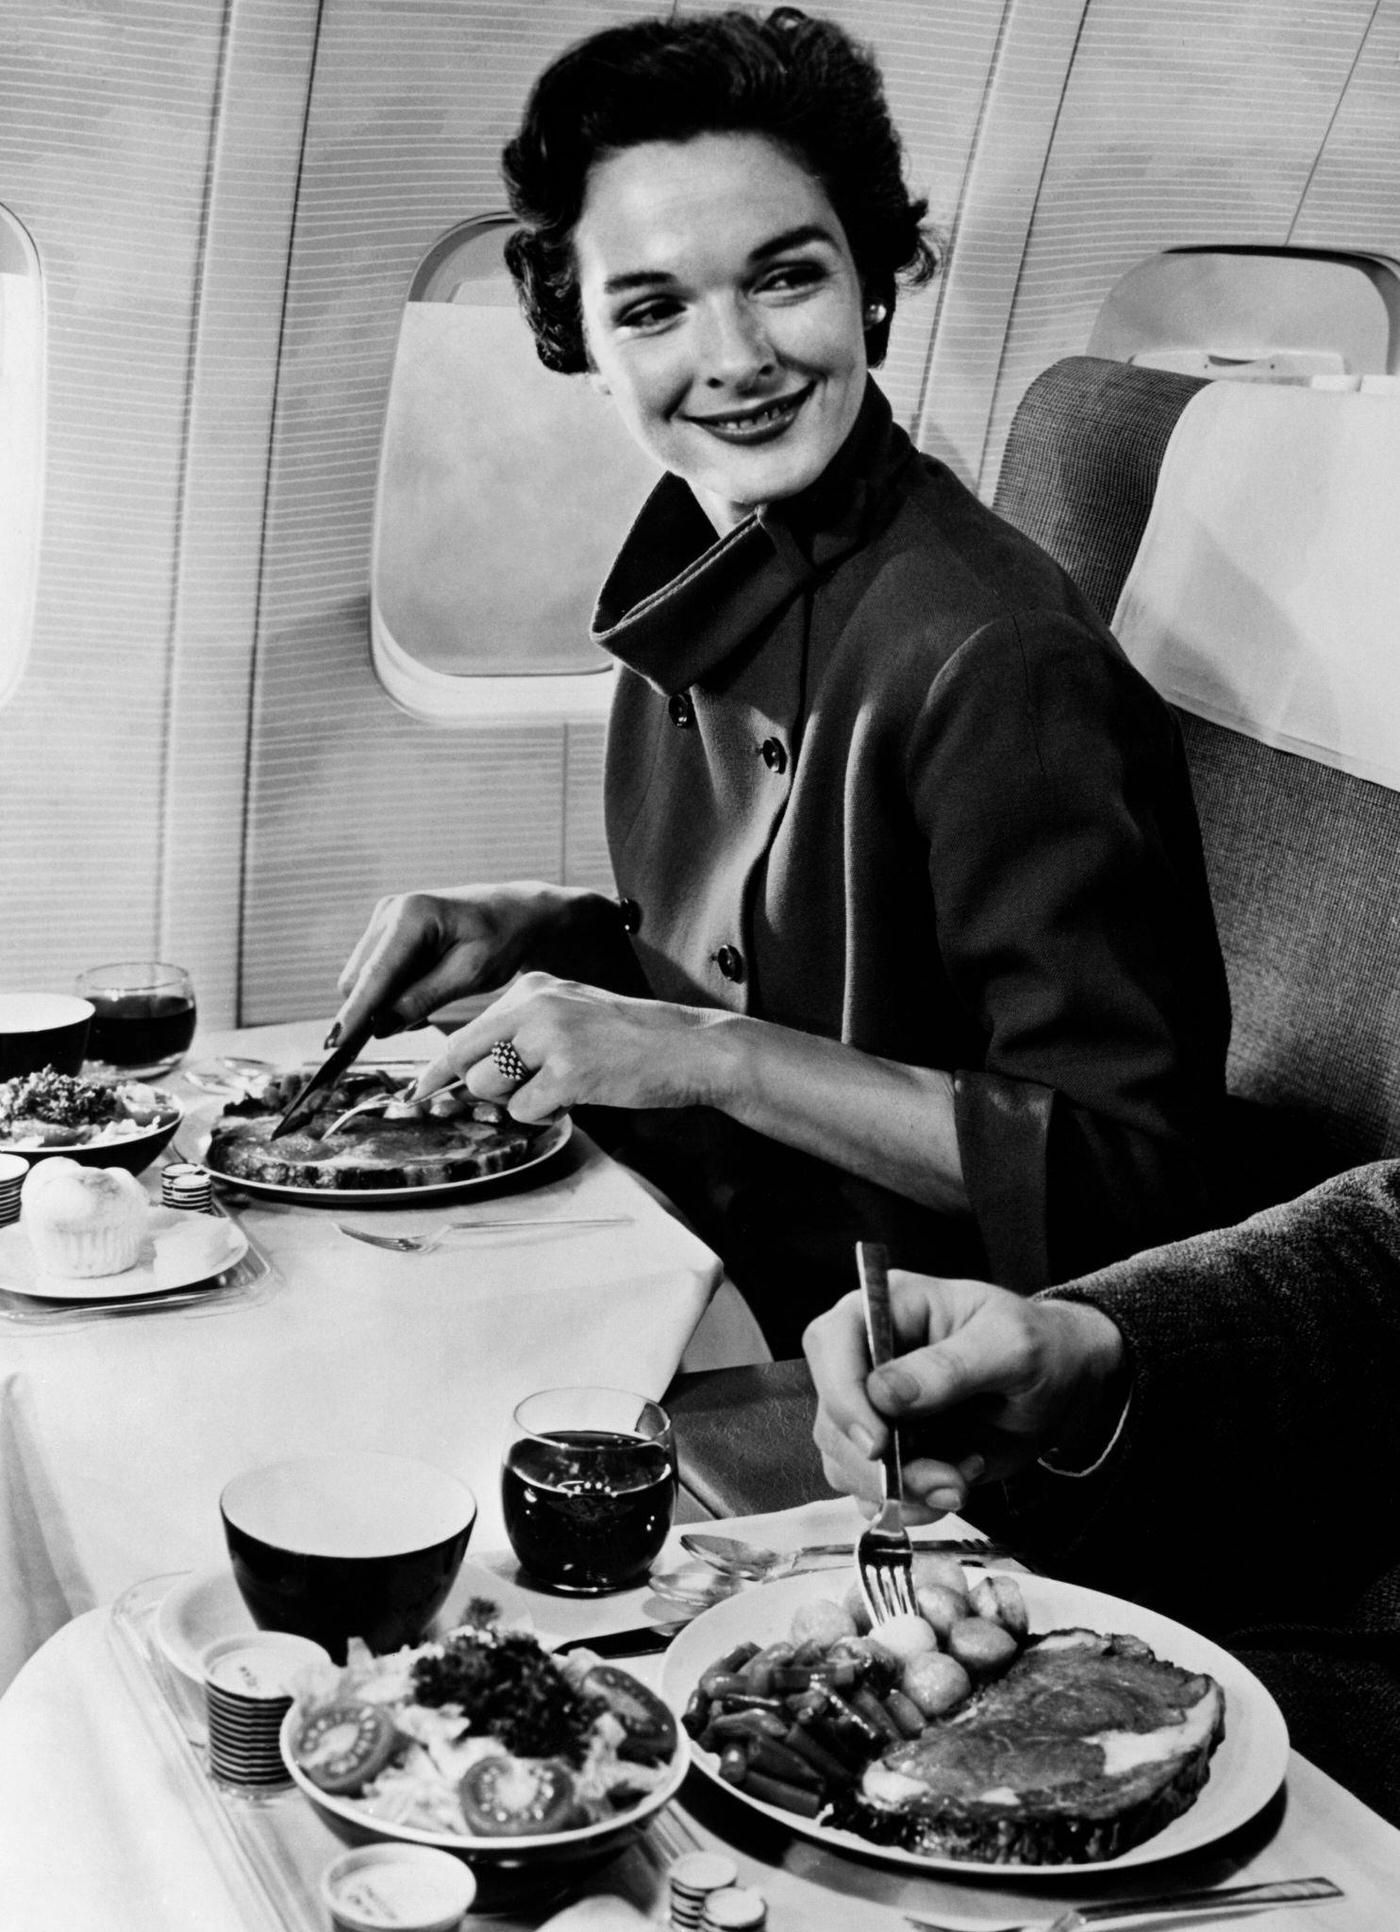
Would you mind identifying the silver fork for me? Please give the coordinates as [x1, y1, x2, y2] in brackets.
[854, 1240, 919, 1623]
[907, 1873, 1343, 1932]
[337, 1216, 627, 1254]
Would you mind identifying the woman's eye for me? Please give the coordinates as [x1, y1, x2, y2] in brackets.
[615, 297, 680, 332]
[757, 260, 827, 295]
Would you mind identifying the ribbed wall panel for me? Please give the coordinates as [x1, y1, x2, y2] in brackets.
[976, 0, 1390, 498]
[1291, 1, 1400, 251]
[0, 0, 227, 993]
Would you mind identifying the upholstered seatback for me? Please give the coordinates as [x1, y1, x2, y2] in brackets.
[994, 356, 1400, 1190]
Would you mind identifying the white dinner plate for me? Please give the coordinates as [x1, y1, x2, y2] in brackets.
[190, 1112, 572, 1208]
[0, 1207, 248, 1302]
[662, 1567, 1290, 1877]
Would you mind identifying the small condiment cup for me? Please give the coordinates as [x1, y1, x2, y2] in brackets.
[202, 1631, 329, 1787]
[321, 1845, 476, 1932]
[0, 1153, 27, 1228]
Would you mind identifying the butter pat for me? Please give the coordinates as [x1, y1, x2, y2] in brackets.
[152, 1216, 238, 1287]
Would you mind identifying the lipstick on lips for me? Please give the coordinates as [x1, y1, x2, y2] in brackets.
[686, 384, 813, 442]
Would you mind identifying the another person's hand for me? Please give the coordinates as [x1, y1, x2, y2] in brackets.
[803, 1273, 1127, 1521]
[330, 884, 596, 1046]
[412, 971, 729, 1120]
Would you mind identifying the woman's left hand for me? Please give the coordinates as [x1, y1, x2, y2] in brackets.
[411, 971, 727, 1121]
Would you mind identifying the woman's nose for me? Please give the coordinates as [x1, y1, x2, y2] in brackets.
[700, 297, 776, 385]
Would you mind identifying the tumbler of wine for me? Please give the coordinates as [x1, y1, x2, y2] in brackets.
[501, 1387, 677, 1595]
[74, 960, 197, 1079]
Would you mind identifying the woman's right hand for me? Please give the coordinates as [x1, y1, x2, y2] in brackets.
[329, 883, 575, 1045]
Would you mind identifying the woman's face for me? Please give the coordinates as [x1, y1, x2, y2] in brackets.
[573, 132, 869, 533]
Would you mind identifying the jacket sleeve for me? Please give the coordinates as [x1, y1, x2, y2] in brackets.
[913, 611, 1230, 1288]
[976, 1161, 1400, 1642]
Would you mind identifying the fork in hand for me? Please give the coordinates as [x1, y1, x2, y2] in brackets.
[854, 1240, 920, 1624]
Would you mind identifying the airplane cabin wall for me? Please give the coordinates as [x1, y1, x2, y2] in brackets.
[1, 1, 1397, 1026]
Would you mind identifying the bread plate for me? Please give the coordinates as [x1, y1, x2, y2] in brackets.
[0, 1206, 248, 1302]
[662, 1567, 1288, 1877]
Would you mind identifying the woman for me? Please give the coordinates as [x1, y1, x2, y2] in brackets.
[333, 8, 1230, 1356]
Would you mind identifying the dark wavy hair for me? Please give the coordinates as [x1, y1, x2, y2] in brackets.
[500, 7, 939, 374]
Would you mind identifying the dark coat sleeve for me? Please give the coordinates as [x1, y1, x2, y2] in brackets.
[975, 1161, 1400, 1822]
[914, 612, 1230, 1288]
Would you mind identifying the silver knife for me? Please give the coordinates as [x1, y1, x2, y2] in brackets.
[681, 1532, 1014, 1567]
[552, 1620, 692, 1657]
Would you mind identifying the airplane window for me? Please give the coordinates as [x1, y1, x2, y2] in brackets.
[0, 206, 43, 711]
[370, 213, 661, 723]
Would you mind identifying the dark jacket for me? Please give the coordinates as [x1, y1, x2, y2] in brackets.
[983, 1160, 1400, 1827]
[592, 382, 1230, 1353]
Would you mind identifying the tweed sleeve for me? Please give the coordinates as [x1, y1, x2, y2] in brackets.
[977, 1162, 1400, 1636]
[914, 612, 1230, 1289]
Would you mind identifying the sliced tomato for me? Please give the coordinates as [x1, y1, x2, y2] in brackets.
[293, 1701, 399, 1795]
[581, 1665, 679, 1764]
[458, 1755, 581, 1837]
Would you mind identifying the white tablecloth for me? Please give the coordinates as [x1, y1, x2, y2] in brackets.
[2, 1499, 1398, 1931]
[0, 1022, 764, 1690]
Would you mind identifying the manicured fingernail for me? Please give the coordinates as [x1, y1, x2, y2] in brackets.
[322, 1022, 341, 1050]
[872, 1364, 919, 1409]
[959, 1453, 986, 1483]
[927, 1488, 963, 1512]
[849, 1424, 878, 1459]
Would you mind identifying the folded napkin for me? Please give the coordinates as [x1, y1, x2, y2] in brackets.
[1113, 382, 1400, 790]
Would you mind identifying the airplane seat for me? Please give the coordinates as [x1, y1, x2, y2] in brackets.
[993, 351, 1400, 1221]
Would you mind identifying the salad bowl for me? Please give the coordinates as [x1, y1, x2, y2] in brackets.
[277, 1623, 688, 1913]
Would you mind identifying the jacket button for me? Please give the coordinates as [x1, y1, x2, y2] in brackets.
[668, 691, 695, 729]
[760, 737, 787, 773]
[617, 896, 642, 934]
[714, 945, 745, 983]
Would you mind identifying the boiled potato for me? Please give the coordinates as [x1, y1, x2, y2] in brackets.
[866, 1613, 939, 1666]
[947, 1615, 1019, 1676]
[970, 1573, 1028, 1639]
[913, 1581, 964, 1641]
[901, 1650, 973, 1718]
[914, 1552, 969, 1603]
[790, 1598, 859, 1648]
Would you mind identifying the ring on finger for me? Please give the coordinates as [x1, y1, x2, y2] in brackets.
[488, 1040, 532, 1086]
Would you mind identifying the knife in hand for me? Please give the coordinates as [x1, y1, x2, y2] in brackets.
[269, 1013, 384, 1139]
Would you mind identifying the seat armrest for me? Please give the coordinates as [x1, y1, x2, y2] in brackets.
[665, 1359, 835, 1519]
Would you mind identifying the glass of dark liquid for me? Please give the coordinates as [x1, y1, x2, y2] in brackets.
[74, 960, 197, 1079]
[501, 1386, 676, 1594]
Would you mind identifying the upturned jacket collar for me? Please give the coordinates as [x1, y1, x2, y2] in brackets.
[591, 379, 918, 696]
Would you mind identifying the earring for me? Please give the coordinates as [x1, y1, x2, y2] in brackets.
[863, 301, 888, 325]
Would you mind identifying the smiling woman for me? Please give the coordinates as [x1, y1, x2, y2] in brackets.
[331, 6, 1231, 1356]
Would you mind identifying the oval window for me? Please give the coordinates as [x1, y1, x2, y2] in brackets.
[370, 214, 661, 722]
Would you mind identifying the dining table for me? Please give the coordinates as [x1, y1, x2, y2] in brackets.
[0, 1491, 1398, 1930]
[0, 1018, 767, 1692]
[2, 1024, 1398, 1926]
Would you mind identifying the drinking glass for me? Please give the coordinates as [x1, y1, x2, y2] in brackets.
[74, 961, 197, 1078]
[501, 1386, 676, 1594]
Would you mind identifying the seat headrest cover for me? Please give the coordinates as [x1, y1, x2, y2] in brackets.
[1111, 383, 1400, 791]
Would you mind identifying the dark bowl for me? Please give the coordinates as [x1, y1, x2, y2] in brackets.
[221, 1453, 476, 1666]
[0, 995, 93, 1080]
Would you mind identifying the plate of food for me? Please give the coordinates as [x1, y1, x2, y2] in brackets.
[192, 1063, 571, 1206]
[278, 1603, 687, 1911]
[0, 1067, 182, 1174]
[663, 1559, 1288, 1876]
